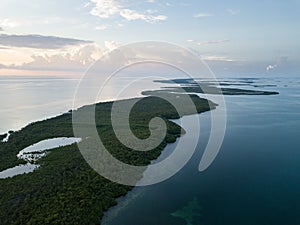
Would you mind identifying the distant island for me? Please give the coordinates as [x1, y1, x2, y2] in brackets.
[142, 78, 279, 96]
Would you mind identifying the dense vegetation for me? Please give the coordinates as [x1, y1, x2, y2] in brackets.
[147, 78, 279, 95]
[0, 94, 215, 224]
[0, 133, 7, 141]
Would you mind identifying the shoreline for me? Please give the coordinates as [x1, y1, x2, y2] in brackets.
[0, 76, 280, 224]
[101, 115, 186, 224]
[0, 93, 216, 224]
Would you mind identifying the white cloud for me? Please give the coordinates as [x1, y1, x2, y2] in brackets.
[68, 43, 102, 65]
[120, 9, 145, 21]
[194, 13, 213, 18]
[90, 0, 121, 19]
[266, 57, 288, 72]
[197, 39, 230, 45]
[83, 2, 92, 8]
[104, 40, 121, 51]
[266, 64, 277, 72]
[187, 39, 230, 45]
[120, 9, 167, 22]
[95, 25, 108, 30]
[201, 55, 236, 62]
[0, 47, 33, 66]
[0, 19, 21, 28]
[89, 0, 167, 23]
[18, 43, 102, 71]
[0, 34, 102, 70]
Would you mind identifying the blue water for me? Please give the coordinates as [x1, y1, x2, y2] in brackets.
[102, 77, 300, 225]
[1, 75, 299, 224]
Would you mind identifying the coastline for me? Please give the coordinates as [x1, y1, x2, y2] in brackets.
[0, 94, 216, 224]
[101, 115, 189, 224]
[0, 76, 281, 224]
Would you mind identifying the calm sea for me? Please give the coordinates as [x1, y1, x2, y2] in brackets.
[0, 76, 80, 134]
[0, 74, 162, 134]
[102, 76, 300, 225]
[1, 75, 300, 224]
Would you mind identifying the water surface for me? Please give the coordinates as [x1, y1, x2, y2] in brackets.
[0, 137, 82, 179]
[103, 77, 300, 225]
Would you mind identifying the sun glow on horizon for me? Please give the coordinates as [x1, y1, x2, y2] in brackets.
[0, 68, 84, 77]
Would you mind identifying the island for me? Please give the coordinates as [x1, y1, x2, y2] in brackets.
[0, 93, 215, 224]
[142, 78, 279, 96]
[0, 78, 279, 224]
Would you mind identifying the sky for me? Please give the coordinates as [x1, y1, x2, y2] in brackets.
[0, 0, 299, 76]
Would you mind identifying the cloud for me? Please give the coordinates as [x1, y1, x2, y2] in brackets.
[89, 0, 167, 23]
[0, 32, 102, 70]
[201, 55, 236, 62]
[90, 0, 121, 19]
[187, 47, 238, 63]
[95, 25, 108, 30]
[0, 27, 3, 32]
[187, 39, 230, 45]
[266, 64, 277, 72]
[104, 40, 121, 51]
[0, 19, 20, 28]
[120, 9, 167, 22]
[194, 13, 213, 18]
[0, 34, 92, 49]
[198, 39, 230, 45]
[15, 43, 102, 71]
[266, 57, 289, 72]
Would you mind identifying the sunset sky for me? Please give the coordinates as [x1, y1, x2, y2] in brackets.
[0, 0, 299, 76]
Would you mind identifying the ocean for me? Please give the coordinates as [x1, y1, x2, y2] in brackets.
[102, 76, 300, 225]
[0, 76, 80, 134]
[1, 75, 300, 224]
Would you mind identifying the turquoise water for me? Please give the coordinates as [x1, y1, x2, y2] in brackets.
[102, 77, 300, 225]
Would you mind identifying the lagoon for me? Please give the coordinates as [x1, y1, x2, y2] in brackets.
[0, 163, 39, 179]
[0, 137, 82, 179]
